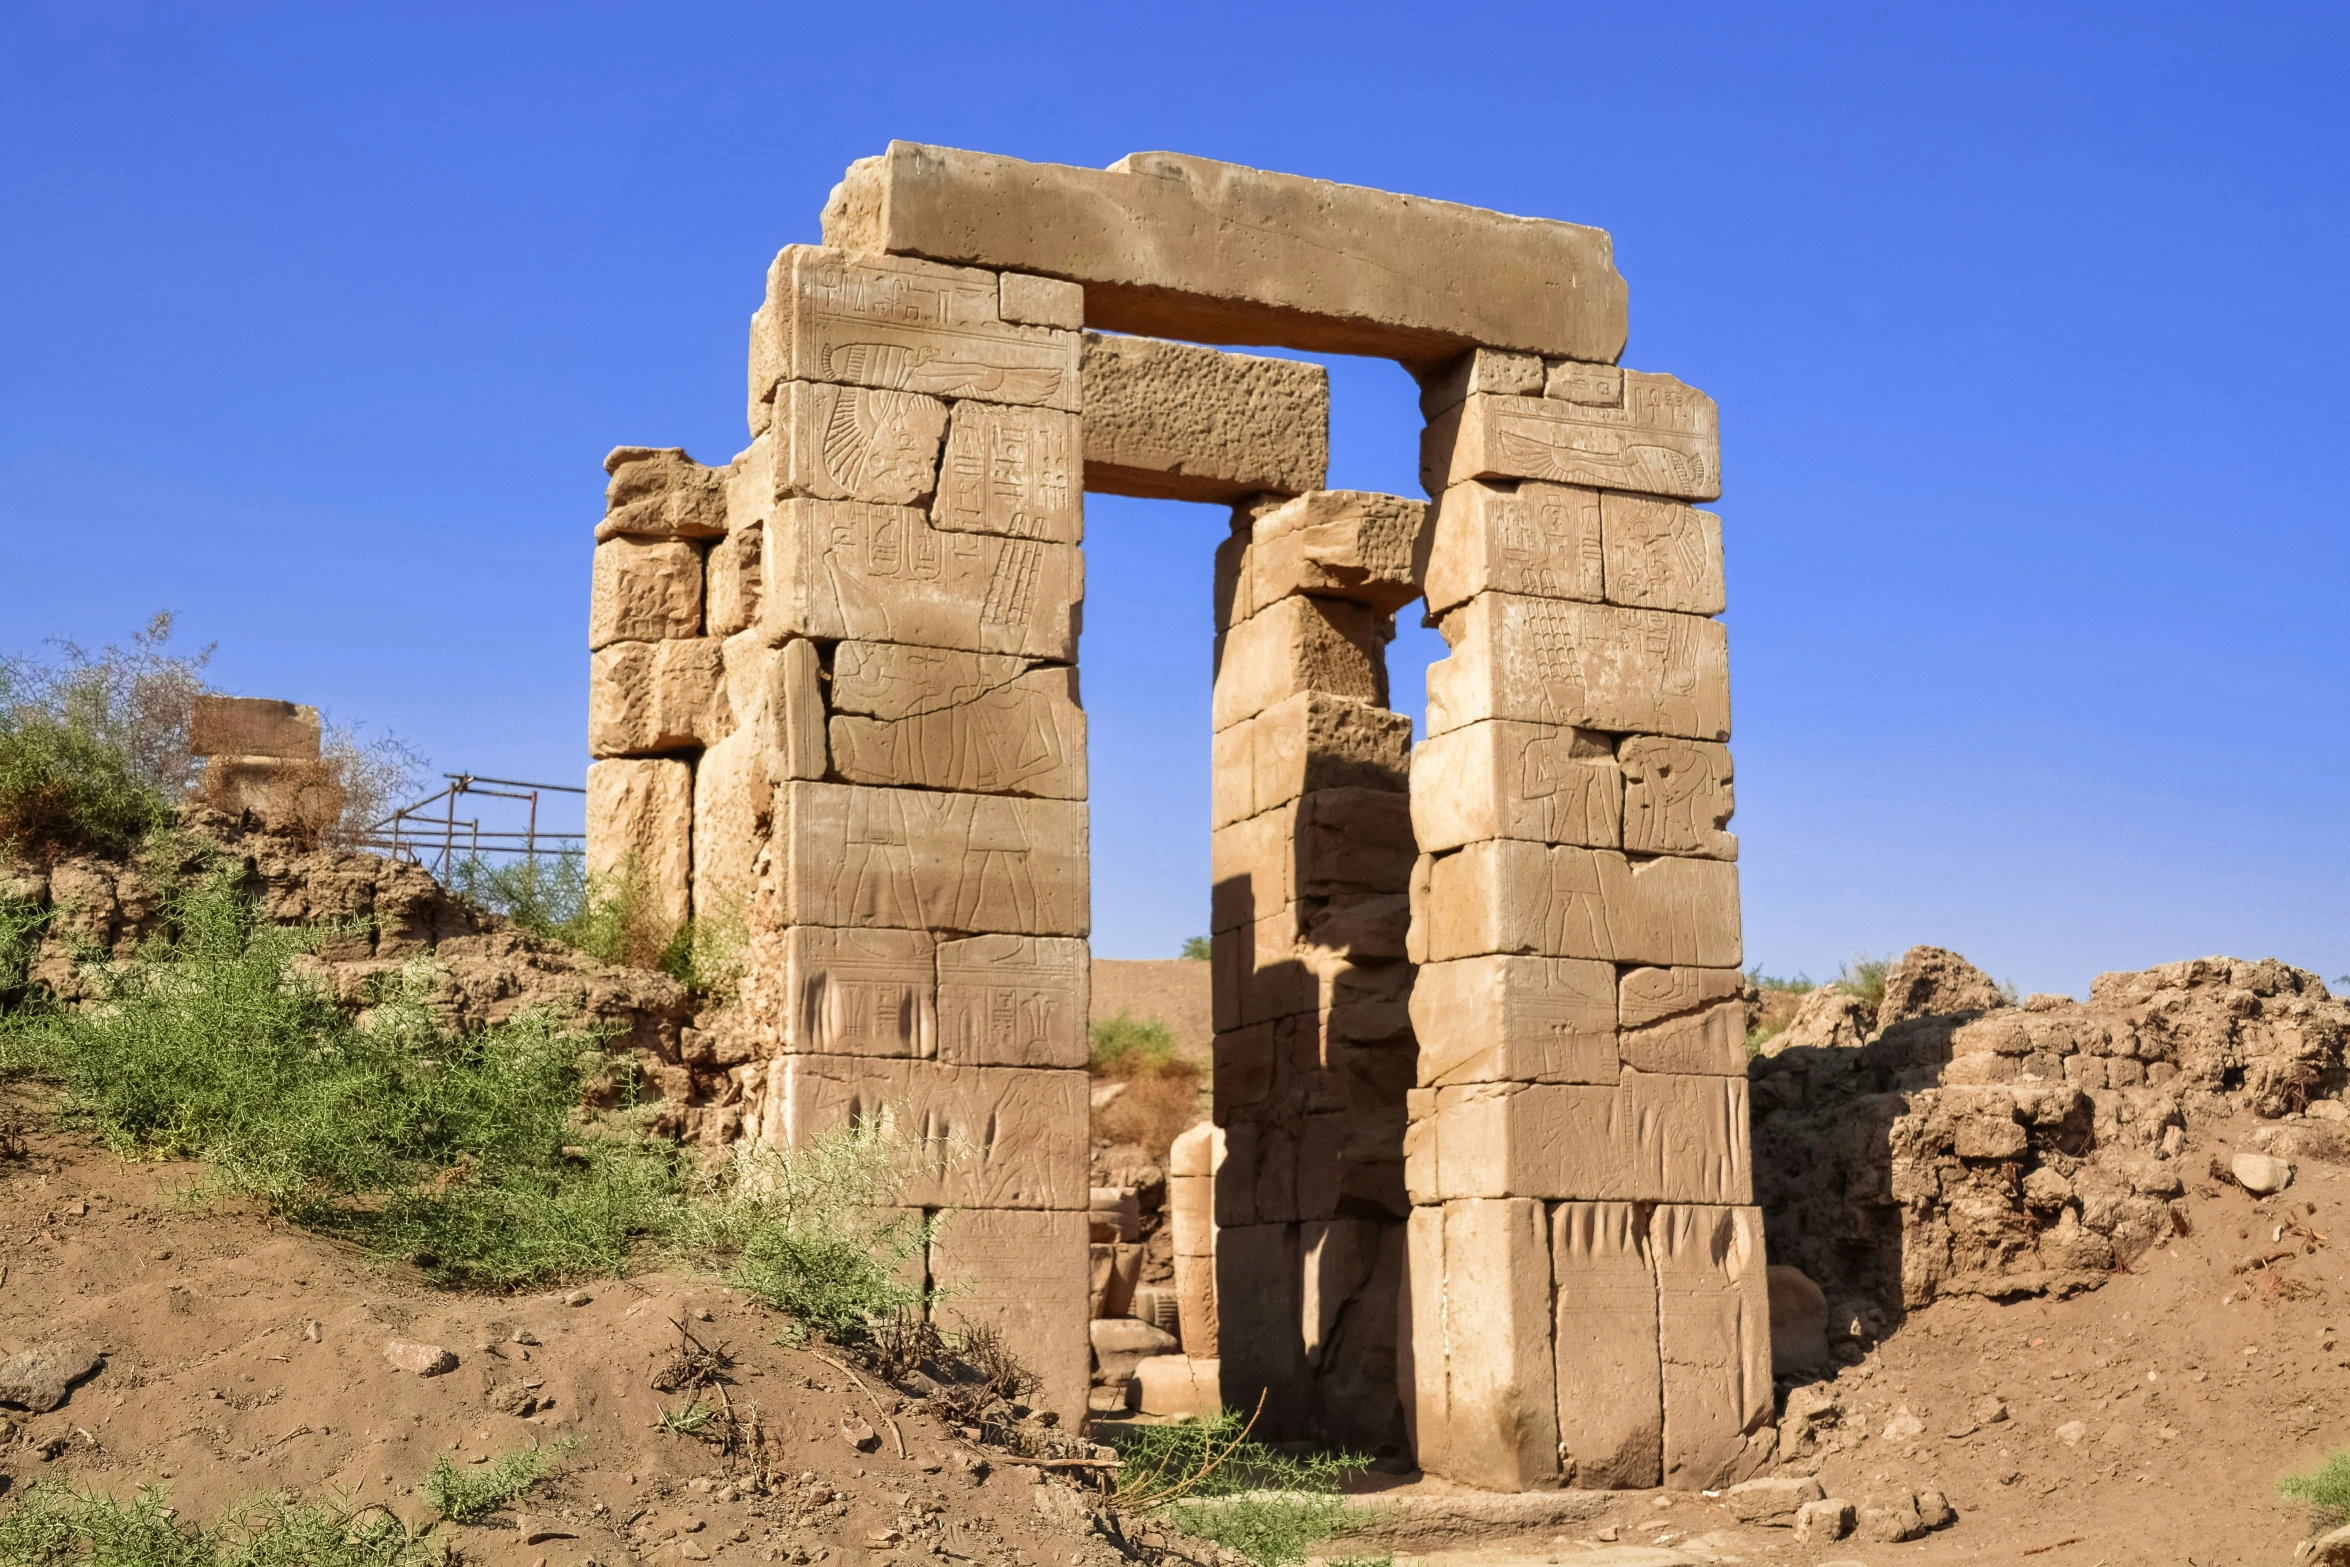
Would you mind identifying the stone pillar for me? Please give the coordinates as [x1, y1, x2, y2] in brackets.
[1208, 490, 1423, 1448]
[717, 244, 1096, 1422]
[1402, 352, 1771, 1490]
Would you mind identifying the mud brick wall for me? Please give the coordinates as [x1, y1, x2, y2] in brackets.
[1400, 350, 1770, 1491]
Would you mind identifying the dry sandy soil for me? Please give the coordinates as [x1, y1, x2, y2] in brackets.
[1089, 964, 1211, 1067]
[2, 1088, 2343, 1567]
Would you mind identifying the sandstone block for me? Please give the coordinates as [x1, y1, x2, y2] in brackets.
[599, 446, 729, 542]
[1213, 1222, 1304, 1423]
[1090, 1317, 1178, 1382]
[763, 1055, 1088, 1211]
[589, 638, 728, 756]
[999, 271, 1084, 329]
[760, 781, 1087, 937]
[1406, 1072, 1752, 1204]
[936, 933, 1089, 1067]
[824, 143, 1627, 365]
[1212, 1023, 1274, 1110]
[1420, 377, 1721, 502]
[1209, 789, 1415, 932]
[748, 245, 1079, 431]
[1419, 480, 1602, 617]
[1620, 961, 1743, 1028]
[1767, 1263, 1832, 1374]
[1551, 1201, 1664, 1488]
[188, 696, 320, 760]
[1409, 956, 1617, 1087]
[585, 758, 692, 930]
[1426, 593, 1729, 742]
[1089, 1241, 1143, 1319]
[928, 1207, 1090, 1423]
[1170, 1119, 1223, 1179]
[1403, 1199, 1559, 1491]
[1134, 1354, 1221, 1418]
[765, 381, 949, 506]
[756, 925, 937, 1058]
[691, 724, 767, 923]
[1208, 694, 1410, 829]
[1168, 1174, 1215, 1258]
[827, 642, 1085, 799]
[1651, 1203, 1774, 1490]
[1417, 349, 1546, 418]
[762, 499, 1079, 661]
[1174, 1250, 1218, 1357]
[1081, 332, 1328, 503]
[1408, 720, 1619, 854]
[1619, 999, 1746, 1077]
[1619, 737, 1736, 860]
[590, 538, 703, 649]
[1419, 841, 1741, 967]
[1726, 1475, 1825, 1524]
[766, 637, 829, 783]
[1602, 495, 1724, 615]
[704, 523, 764, 637]
[1546, 360, 1624, 405]
[1217, 490, 1429, 622]
[935, 401, 1082, 543]
[1210, 596, 1388, 730]
[1794, 1499, 1855, 1543]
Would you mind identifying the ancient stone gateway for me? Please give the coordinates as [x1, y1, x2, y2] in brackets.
[587, 143, 1764, 1490]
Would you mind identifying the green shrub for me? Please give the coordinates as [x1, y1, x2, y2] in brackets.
[0, 1482, 441, 1567]
[421, 1440, 572, 1522]
[1165, 1496, 1356, 1567]
[0, 885, 52, 1004]
[1180, 935, 1211, 961]
[674, 1132, 941, 1339]
[2281, 1449, 2350, 1524]
[1110, 1407, 1371, 1564]
[1745, 967, 1814, 993]
[1833, 953, 1891, 1012]
[0, 867, 679, 1286]
[1089, 1011, 1180, 1076]
[449, 853, 589, 938]
[0, 714, 170, 863]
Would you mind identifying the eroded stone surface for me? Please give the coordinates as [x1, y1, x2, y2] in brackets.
[1418, 840, 1741, 967]
[934, 401, 1082, 543]
[1410, 955, 1617, 1087]
[1219, 490, 1429, 622]
[1420, 480, 1603, 616]
[590, 538, 703, 649]
[766, 381, 950, 506]
[1081, 332, 1328, 502]
[1619, 737, 1736, 860]
[600, 446, 728, 542]
[1427, 594, 1729, 741]
[1211, 596, 1389, 729]
[1209, 694, 1410, 829]
[585, 757, 692, 929]
[1421, 376, 1721, 502]
[827, 642, 1085, 799]
[1405, 1074, 1753, 1204]
[1410, 719, 1620, 854]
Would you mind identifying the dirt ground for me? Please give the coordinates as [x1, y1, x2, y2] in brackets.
[3, 1090, 2343, 1567]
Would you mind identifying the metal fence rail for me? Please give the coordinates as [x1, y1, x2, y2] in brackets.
[354, 773, 584, 878]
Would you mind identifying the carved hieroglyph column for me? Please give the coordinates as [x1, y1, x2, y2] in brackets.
[1402, 352, 1771, 1490]
[1209, 490, 1423, 1447]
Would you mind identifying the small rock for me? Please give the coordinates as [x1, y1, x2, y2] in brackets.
[489, 1383, 542, 1417]
[840, 1414, 880, 1453]
[1793, 1498, 1854, 1543]
[2055, 1420, 2088, 1447]
[1880, 1406, 1926, 1443]
[512, 1328, 541, 1346]
[563, 1290, 594, 1307]
[679, 1542, 710, 1561]
[1859, 1493, 1926, 1543]
[1972, 1394, 2009, 1425]
[384, 1341, 458, 1377]
[2235, 1153, 2294, 1195]
[302, 1320, 323, 1343]
[1725, 1475, 1825, 1523]
[2309, 1521, 2350, 1566]
[1594, 1525, 1619, 1541]
[1916, 1489, 1956, 1528]
[869, 1530, 903, 1547]
[518, 1517, 577, 1545]
[0, 1340, 103, 1413]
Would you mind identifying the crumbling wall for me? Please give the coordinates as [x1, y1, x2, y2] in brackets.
[1752, 946, 2350, 1350]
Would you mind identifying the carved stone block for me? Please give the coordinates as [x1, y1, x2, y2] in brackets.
[1652, 1204, 1775, 1490]
[1217, 491, 1429, 623]
[748, 245, 1080, 431]
[1420, 376, 1721, 502]
[1619, 737, 1735, 860]
[1208, 693, 1409, 829]
[762, 499, 1080, 662]
[1405, 1072, 1752, 1204]
[1417, 349, 1545, 419]
[1209, 789, 1415, 932]
[928, 1207, 1092, 1424]
[598, 446, 728, 542]
[1427, 593, 1728, 742]
[589, 638, 728, 756]
[1419, 479, 1602, 617]
[1408, 719, 1619, 854]
[828, 642, 1085, 799]
[590, 538, 703, 649]
[1602, 495, 1724, 615]
[1418, 841, 1741, 967]
[765, 638, 829, 784]
[998, 271, 1084, 330]
[1618, 966, 1748, 1077]
[189, 696, 319, 760]
[704, 523, 764, 637]
[585, 757, 691, 930]
[936, 933, 1089, 1068]
[1080, 332, 1328, 503]
[1409, 955, 1616, 1087]
[934, 401, 1082, 543]
[760, 780, 1087, 938]
[1551, 1201, 1664, 1488]
[1211, 596, 1388, 731]
[767, 381, 949, 506]
[1401, 1198, 1560, 1491]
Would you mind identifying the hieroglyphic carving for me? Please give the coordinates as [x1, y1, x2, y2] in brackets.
[761, 780, 1087, 937]
[1601, 495, 1723, 615]
[1651, 1204, 1775, 1489]
[1420, 375, 1721, 502]
[1417, 840, 1741, 967]
[772, 926, 937, 1057]
[1426, 593, 1729, 741]
[828, 643, 1084, 799]
[1619, 737, 1735, 860]
[749, 246, 1080, 429]
[762, 500, 1079, 661]
[936, 934, 1088, 1067]
[1408, 719, 1620, 854]
[1419, 479, 1603, 616]
[1404, 1072, 1751, 1204]
[1409, 955, 1617, 1086]
[934, 402, 1081, 543]
[770, 381, 949, 505]
[1551, 1200, 1664, 1488]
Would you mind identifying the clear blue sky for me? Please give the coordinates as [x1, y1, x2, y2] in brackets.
[5, 3, 2345, 993]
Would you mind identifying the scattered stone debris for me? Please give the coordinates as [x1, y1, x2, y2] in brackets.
[0, 1339, 103, 1412]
